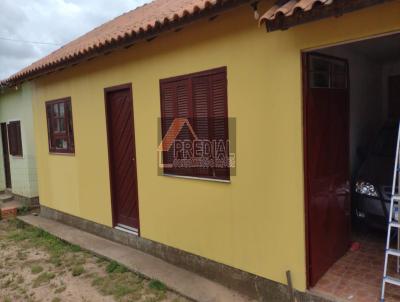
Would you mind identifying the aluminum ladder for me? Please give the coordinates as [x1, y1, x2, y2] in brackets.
[381, 121, 400, 301]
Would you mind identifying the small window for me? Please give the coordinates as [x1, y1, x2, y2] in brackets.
[309, 55, 348, 89]
[7, 121, 23, 156]
[46, 98, 75, 154]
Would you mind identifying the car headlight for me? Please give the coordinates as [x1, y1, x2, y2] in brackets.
[355, 181, 378, 197]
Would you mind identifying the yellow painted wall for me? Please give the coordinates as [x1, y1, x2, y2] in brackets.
[31, 1, 400, 291]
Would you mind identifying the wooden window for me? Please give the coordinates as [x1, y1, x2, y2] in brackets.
[160, 67, 229, 181]
[46, 98, 75, 154]
[7, 121, 23, 156]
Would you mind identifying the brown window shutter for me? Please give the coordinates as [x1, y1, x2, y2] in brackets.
[209, 71, 229, 180]
[160, 79, 195, 176]
[16, 121, 22, 156]
[160, 81, 178, 175]
[7, 123, 15, 155]
[175, 79, 193, 176]
[45, 103, 53, 150]
[160, 67, 229, 180]
[66, 100, 75, 153]
[176, 79, 191, 117]
[7, 121, 23, 156]
[192, 75, 212, 178]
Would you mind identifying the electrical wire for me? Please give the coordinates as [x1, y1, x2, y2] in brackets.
[0, 37, 61, 46]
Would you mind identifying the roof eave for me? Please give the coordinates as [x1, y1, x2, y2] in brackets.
[262, 0, 393, 32]
[2, 0, 254, 87]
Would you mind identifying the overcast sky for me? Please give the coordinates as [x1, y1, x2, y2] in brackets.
[0, 0, 150, 80]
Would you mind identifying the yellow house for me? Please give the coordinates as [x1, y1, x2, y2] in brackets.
[3, 0, 400, 300]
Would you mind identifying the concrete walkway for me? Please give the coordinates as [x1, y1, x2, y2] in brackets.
[19, 215, 251, 302]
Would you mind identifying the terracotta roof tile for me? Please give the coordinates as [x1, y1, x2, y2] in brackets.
[2, 0, 248, 86]
[259, 0, 334, 24]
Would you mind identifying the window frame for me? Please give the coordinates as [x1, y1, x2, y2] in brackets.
[308, 54, 348, 89]
[45, 97, 75, 154]
[159, 66, 230, 182]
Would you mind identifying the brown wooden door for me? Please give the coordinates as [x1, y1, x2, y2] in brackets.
[388, 75, 400, 119]
[304, 53, 351, 287]
[105, 84, 139, 231]
[1, 123, 12, 188]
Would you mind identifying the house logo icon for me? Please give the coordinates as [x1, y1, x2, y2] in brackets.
[157, 118, 197, 168]
[157, 117, 235, 170]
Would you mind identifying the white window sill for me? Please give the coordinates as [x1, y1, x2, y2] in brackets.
[162, 173, 231, 183]
[48, 152, 75, 156]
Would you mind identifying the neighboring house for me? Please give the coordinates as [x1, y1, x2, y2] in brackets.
[0, 83, 38, 205]
[2, 0, 400, 301]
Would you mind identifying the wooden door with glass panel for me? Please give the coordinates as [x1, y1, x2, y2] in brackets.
[304, 53, 351, 287]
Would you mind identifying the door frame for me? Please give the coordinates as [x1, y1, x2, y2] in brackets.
[104, 83, 140, 234]
[1, 122, 12, 189]
[388, 74, 400, 119]
[302, 51, 351, 288]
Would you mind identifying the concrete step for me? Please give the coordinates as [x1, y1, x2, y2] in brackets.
[0, 194, 13, 202]
[0, 200, 23, 209]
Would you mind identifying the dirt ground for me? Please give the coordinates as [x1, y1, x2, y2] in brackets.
[0, 219, 191, 302]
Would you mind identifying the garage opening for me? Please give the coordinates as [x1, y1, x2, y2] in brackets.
[303, 33, 400, 301]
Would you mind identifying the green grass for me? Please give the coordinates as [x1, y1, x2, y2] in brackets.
[17, 206, 30, 215]
[105, 261, 128, 274]
[0, 220, 183, 302]
[8, 222, 80, 258]
[31, 264, 44, 275]
[71, 265, 85, 277]
[32, 272, 55, 288]
[51, 298, 61, 302]
[149, 280, 166, 292]
[92, 272, 144, 299]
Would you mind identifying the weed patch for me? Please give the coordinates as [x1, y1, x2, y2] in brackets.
[33, 272, 55, 288]
[92, 272, 143, 299]
[0, 220, 188, 302]
[54, 285, 66, 294]
[31, 264, 44, 274]
[8, 224, 80, 259]
[106, 261, 128, 274]
[71, 265, 85, 277]
[149, 280, 166, 292]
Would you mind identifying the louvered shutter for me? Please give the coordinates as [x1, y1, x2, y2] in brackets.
[191, 70, 229, 180]
[160, 67, 229, 180]
[7, 121, 23, 156]
[46, 103, 53, 150]
[66, 100, 75, 152]
[7, 123, 16, 155]
[160, 79, 194, 176]
[16, 121, 22, 156]
[192, 75, 212, 177]
[160, 81, 177, 175]
[175, 79, 194, 176]
[210, 72, 229, 180]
